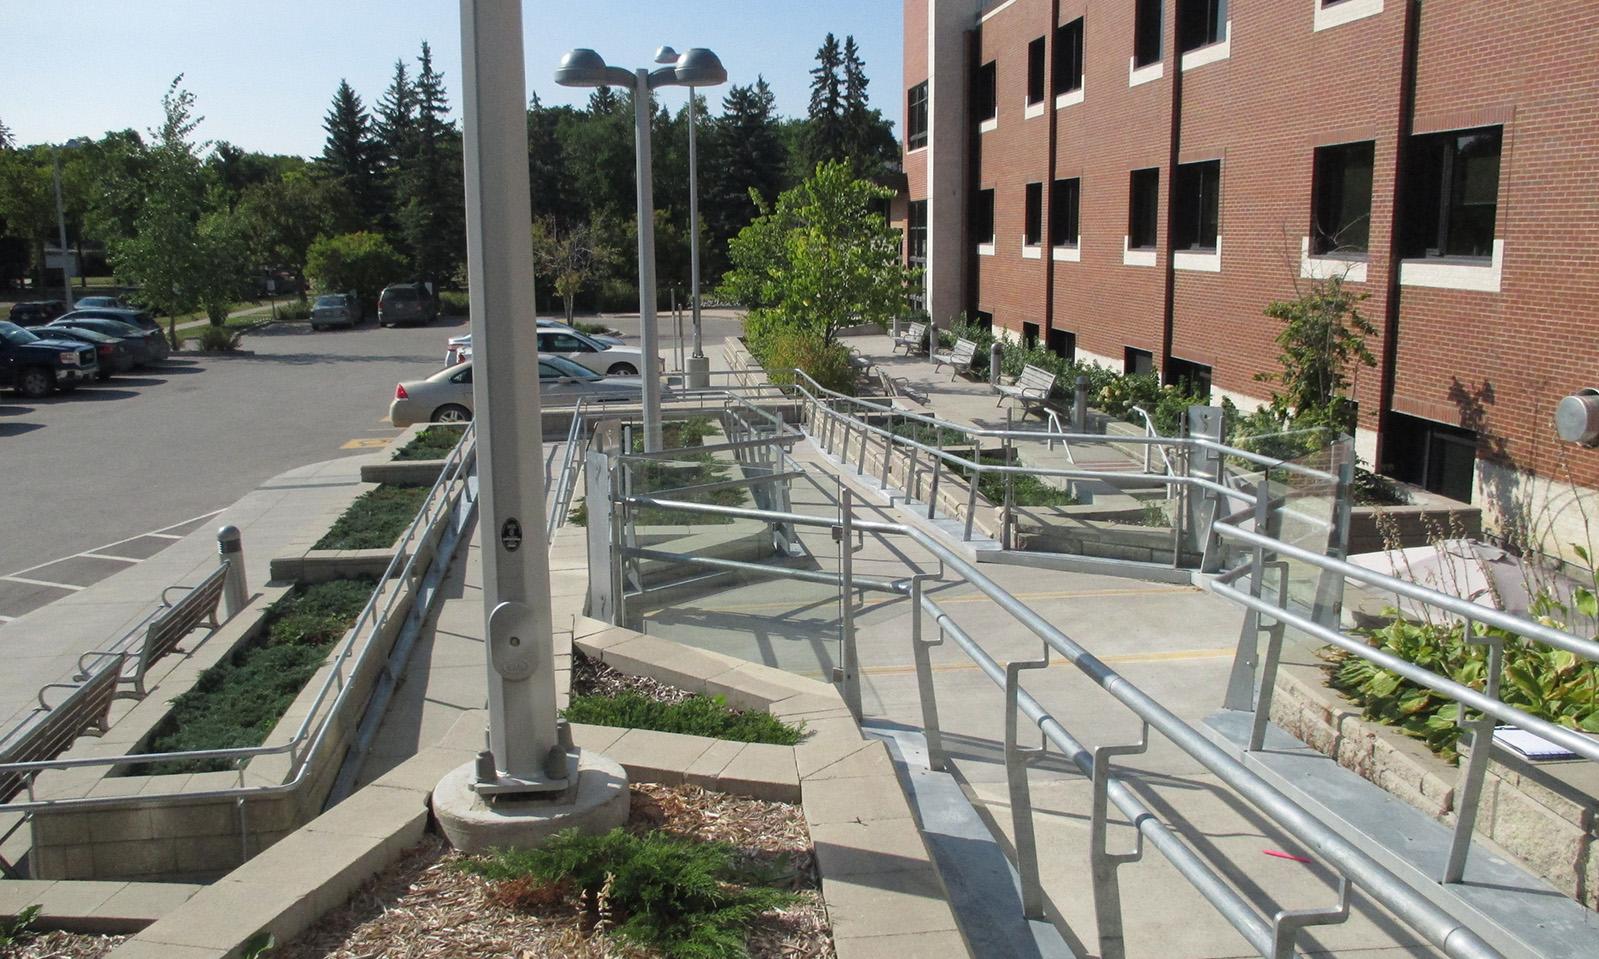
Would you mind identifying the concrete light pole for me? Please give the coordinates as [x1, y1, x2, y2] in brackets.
[50, 149, 74, 309]
[556, 46, 726, 449]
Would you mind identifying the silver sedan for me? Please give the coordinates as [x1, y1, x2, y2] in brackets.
[387, 354, 646, 427]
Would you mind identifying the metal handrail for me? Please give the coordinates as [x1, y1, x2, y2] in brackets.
[613, 492, 1499, 959]
[1127, 404, 1178, 476]
[547, 397, 591, 541]
[0, 424, 479, 811]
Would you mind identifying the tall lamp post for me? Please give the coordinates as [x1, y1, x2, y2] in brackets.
[50, 139, 87, 308]
[556, 46, 726, 451]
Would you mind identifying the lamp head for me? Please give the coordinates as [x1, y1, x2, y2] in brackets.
[673, 48, 727, 87]
[555, 48, 611, 87]
[654, 46, 680, 64]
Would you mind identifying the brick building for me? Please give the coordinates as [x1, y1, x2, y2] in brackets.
[900, 0, 1599, 555]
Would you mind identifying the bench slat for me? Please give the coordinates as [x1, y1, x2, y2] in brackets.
[2, 655, 124, 803]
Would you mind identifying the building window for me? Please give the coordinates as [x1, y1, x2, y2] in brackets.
[1125, 347, 1155, 377]
[907, 81, 929, 150]
[975, 311, 994, 331]
[1134, 0, 1164, 68]
[907, 200, 927, 311]
[1054, 18, 1085, 94]
[1165, 357, 1212, 397]
[1048, 328, 1077, 362]
[974, 189, 996, 246]
[1051, 178, 1080, 247]
[1402, 125, 1501, 260]
[1023, 321, 1040, 349]
[1311, 141, 1374, 255]
[1128, 168, 1160, 250]
[1179, 0, 1228, 51]
[974, 61, 998, 126]
[1384, 413, 1476, 503]
[1173, 160, 1220, 252]
[1027, 38, 1046, 106]
[1024, 183, 1043, 246]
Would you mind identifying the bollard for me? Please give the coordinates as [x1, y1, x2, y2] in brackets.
[1074, 374, 1089, 432]
[217, 525, 248, 618]
[892, 314, 901, 340]
[990, 341, 1003, 385]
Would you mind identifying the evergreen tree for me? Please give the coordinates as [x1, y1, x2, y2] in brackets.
[526, 93, 579, 226]
[374, 59, 417, 178]
[393, 41, 465, 286]
[0, 117, 11, 150]
[803, 34, 847, 172]
[320, 79, 382, 223]
[702, 77, 787, 278]
[838, 37, 900, 178]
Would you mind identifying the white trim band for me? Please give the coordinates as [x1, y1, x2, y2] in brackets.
[1314, 0, 1383, 32]
[1399, 239, 1504, 293]
[1129, 58, 1164, 87]
[1174, 237, 1222, 273]
[1180, 24, 1232, 72]
[1053, 245, 1081, 262]
[1123, 236, 1157, 267]
[1300, 237, 1369, 283]
[1055, 86, 1084, 109]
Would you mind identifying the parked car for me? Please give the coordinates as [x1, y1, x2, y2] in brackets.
[24, 324, 134, 378]
[56, 308, 169, 361]
[377, 283, 438, 327]
[74, 295, 128, 309]
[310, 293, 362, 330]
[46, 317, 156, 367]
[534, 328, 646, 376]
[443, 320, 623, 365]
[0, 321, 98, 397]
[6, 300, 67, 327]
[387, 355, 646, 427]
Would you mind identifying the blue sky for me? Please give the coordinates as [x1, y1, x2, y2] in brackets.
[1, 1, 903, 158]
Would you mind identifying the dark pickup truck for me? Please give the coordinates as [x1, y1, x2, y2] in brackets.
[0, 321, 99, 397]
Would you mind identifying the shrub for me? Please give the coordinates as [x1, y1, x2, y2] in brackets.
[762, 330, 856, 396]
[196, 325, 239, 351]
[1097, 372, 1161, 419]
[274, 301, 312, 321]
[438, 290, 470, 316]
[562, 691, 804, 746]
[305, 231, 405, 305]
[461, 827, 796, 959]
[394, 426, 463, 461]
[313, 484, 431, 550]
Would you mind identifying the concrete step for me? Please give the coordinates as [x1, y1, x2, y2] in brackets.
[1204, 709, 1599, 959]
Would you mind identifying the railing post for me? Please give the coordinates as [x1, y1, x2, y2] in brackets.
[837, 488, 862, 721]
[217, 525, 248, 618]
[1311, 440, 1355, 632]
[1224, 479, 1273, 713]
[1005, 650, 1050, 919]
[989, 340, 1003, 385]
[929, 431, 943, 520]
[1091, 726, 1148, 959]
[908, 576, 947, 771]
[1003, 409, 1015, 551]
[1444, 623, 1502, 884]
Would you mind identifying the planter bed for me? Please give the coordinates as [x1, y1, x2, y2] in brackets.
[313, 485, 430, 551]
[566, 652, 804, 746]
[0, 929, 123, 958]
[571, 417, 751, 528]
[275, 782, 832, 959]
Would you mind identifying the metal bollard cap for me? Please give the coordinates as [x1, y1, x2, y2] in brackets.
[216, 524, 243, 551]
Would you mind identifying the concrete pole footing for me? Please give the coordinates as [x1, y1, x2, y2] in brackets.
[432, 753, 630, 853]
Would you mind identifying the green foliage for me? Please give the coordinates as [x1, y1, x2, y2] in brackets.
[888, 418, 970, 447]
[0, 904, 41, 946]
[437, 290, 470, 315]
[1096, 373, 1162, 420]
[572, 419, 746, 527]
[394, 425, 463, 461]
[563, 690, 804, 746]
[953, 453, 1077, 508]
[138, 579, 374, 774]
[305, 231, 405, 305]
[313, 483, 430, 550]
[1258, 276, 1376, 434]
[195, 325, 239, 351]
[761, 328, 856, 396]
[235, 173, 345, 281]
[531, 217, 610, 323]
[461, 827, 796, 959]
[1331, 610, 1599, 760]
[720, 160, 917, 345]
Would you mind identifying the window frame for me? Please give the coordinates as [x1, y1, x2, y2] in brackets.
[974, 188, 997, 249]
[1024, 182, 1044, 247]
[1128, 168, 1161, 251]
[906, 81, 929, 150]
[1310, 140, 1375, 256]
[1026, 37, 1047, 106]
[1402, 125, 1502, 261]
[1133, 0, 1164, 69]
[1050, 177, 1081, 248]
[975, 60, 999, 128]
[1173, 159, 1221, 253]
[1053, 18, 1085, 96]
[1179, 0, 1228, 52]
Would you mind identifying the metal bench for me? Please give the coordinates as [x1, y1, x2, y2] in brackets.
[994, 363, 1058, 417]
[75, 561, 230, 700]
[0, 653, 125, 876]
[878, 367, 928, 404]
[893, 321, 928, 355]
[931, 338, 979, 379]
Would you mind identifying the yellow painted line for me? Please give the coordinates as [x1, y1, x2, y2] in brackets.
[341, 438, 391, 449]
[683, 584, 1191, 614]
[860, 647, 1234, 677]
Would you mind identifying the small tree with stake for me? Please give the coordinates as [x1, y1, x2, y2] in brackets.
[1255, 274, 1376, 435]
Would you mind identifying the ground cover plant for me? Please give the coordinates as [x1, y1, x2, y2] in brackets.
[313, 483, 430, 550]
[133, 578, 375, 774]
[949, 451, 1076, 508]
[563, 690, 804, 746]
[459, 826, 797, 959]
[570, 417, 749, 527]
[392, 425, 463, 461]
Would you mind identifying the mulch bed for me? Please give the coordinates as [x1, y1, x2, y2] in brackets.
[570, 651, 693, 705]
[0, 931, 124, 958]
[277, 782, 834, 959]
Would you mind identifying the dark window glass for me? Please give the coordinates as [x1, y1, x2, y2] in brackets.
[1125, 347, 1154, 376]
[1134, 0, 1164, 68]
[1173, 160, 1220, 251]
[974, 189, 996, 245]
[1383, 413, 1477, 503]
[1051, 178, 1080, 246]
[1311, 141, 1374, 255]
[975, 311, 994, 331]
[975, 61, 998, 123]
[1048, 328, 1077, 362]
[907, 81, 929, 150]
[907, 201, 927, 311]
[1023, 321, 1040, 349]
[1128, 168, 1160, 250]
[1025, 183, 1043, 246]
[1165, 357, 1212, 397]
[1053, 19, 1084, 95]
[1403, 126, 1501, 260]
[1027, 38, 1046, 104]
[1179, 0, 1228, 52]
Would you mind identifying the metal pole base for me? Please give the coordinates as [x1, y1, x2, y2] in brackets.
[686, 353, 711, 389]
[436, 750, 629, 852]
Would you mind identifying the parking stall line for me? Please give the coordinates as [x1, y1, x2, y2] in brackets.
[153, 508, 226, 536]
[1, 575, 85, 592]
[146, 533, 184, 541]
[80, 553, 144, 564]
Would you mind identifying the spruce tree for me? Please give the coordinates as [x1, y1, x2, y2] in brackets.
[320, 80, 381, 224]
[373, 59, 417, 178]
[702, 76, 788, 277]
[804, 34, 846, 172]
[0, 116, 12, 150]
[394, 41, 465, 287]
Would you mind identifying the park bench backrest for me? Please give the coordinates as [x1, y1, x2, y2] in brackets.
[1017, 364, 1057, 397]
[0, 654, 124, 803]
[903, 322, 927, 343]
[76, 561, 229, 700]
[951, 339, 978, 364]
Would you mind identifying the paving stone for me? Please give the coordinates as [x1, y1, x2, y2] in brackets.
[370, 745, 480, 795]
[223, 826, 394, 918]
[86, 882, 202, 931]
[604, 728, 718, 785]
[107, 939, 227, 959]
[802, 774, 915, 826]
[572, 615, 614, 640]
[683, 739, 745, 791]
[131, 873, 315, 951]
[768, 691, 852, 721]
[812, 818, 932, 877]
[822, 866, 960, 941]
[0, 879, 57, 915]
[794, 715, 864, 749]
[715, 743, 800, 802]
[797, 739, 892, 781]
[704, 664, 822, 711]
[573, 625, 644, 655]
[310, 783, 428, 845]
[571, 722, 627, 756]
[833, 929, 970, 958]
[27, 880, 128, 920]
[601, 636, 736, 693]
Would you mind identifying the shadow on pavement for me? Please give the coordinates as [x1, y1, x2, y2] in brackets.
[0, 421, 44, 438]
